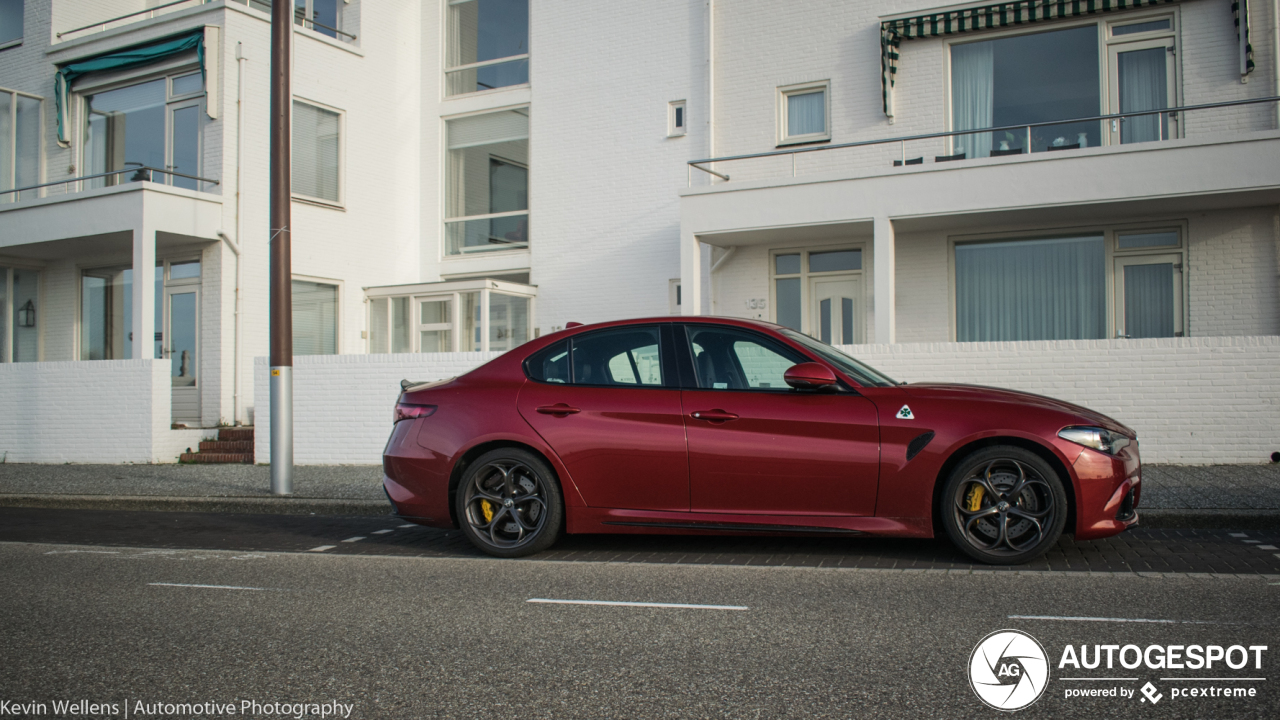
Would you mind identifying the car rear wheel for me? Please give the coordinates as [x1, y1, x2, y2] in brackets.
[456, 448, 563, 558]
[941, 446, 1068, 565]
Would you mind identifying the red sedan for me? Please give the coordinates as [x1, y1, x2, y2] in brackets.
[383, 317, 1140, 564]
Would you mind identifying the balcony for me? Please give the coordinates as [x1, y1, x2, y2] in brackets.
[54, 0, 357, 44]
[687, 96, 1280, 191]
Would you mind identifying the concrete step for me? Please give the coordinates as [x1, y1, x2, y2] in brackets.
[199, 440, 253, 453]
[217, 427, 254, 442]
[180, 452, 253, 464]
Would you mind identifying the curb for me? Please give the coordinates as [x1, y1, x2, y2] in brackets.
[1138, 508, 1280, 530]
[0, 494, 391, 517]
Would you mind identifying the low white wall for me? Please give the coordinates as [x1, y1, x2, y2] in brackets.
[0, 359, 172, 463]
[837, 336, 1280, 464]
[252, 336, 1278, 466]
[253, 352, 502, 465]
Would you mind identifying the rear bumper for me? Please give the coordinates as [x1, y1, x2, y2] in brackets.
[1071, 442, 1142, 541]
[382, 419, 456, 529]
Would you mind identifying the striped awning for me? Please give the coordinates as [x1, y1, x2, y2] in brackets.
[881, 0, 1252, 118]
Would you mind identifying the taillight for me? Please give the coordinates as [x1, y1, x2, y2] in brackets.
[394, 403, 436, 424]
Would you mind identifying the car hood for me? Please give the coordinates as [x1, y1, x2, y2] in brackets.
[901, 383, 1134, 436]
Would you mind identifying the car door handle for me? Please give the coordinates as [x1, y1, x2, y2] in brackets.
[536, 404, 581, 416]
[691, 409, 739, 422]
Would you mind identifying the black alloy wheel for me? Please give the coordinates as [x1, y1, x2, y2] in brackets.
[456, 448, 564, 558]
[941, 446, 1068, 565]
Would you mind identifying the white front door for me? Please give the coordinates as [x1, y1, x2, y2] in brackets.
[810, 276, 864, 345]
[164, 286, 200, 424]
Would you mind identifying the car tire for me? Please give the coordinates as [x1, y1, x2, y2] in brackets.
[940, 446, 1068, 565]
[455, 448, 564, 558]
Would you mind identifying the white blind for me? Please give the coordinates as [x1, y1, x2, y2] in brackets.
[293, 101, 340, 202]
[292, 280, 338, 355]
[448, 109, 528, 149]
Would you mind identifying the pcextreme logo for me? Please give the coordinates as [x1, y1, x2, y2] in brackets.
[968, 629, 1051, 711]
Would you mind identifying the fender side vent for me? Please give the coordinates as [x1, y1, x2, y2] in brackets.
[906, 431, 935, 462]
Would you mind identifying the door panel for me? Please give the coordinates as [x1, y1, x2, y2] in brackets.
[1109, 39, 1176, 144]
[166, 288, 200, 424]
[684, 389, 880, 516]
[1115, 254, 1182, 338]
[811, 276, 863, 345]
[516, 326, 689, 512]
[681, 323, 880, 516]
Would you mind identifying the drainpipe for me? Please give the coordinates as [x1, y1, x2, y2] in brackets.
[1273, 0, 1279, 127]
[217, 41, 247, 427]
[707, 0, 715, 173]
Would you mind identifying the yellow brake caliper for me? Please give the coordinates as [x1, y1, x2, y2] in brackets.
[965, 484, 985, 512]
[480, 499, 494, 523]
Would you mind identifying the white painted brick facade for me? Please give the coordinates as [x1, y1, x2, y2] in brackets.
[252, 351, 501, 465]
[0, 358, 212, 463]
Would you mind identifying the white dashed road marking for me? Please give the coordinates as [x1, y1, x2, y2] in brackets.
[1009, 615, 1217, 625]
[1230, 533, 1249, 538]
[341, 536, 365, 543]
[1244, 540, 1260, 544]
[371, 529, 394, 535]
[528, 598, 748, 611]
[308, 545, 336, 552]
[149, 583, 266, 591]
[398, 524, 416, 528]
[1257, 545, 1277, 550]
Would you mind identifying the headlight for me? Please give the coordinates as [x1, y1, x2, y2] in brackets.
[1058, 426, 1130, 455]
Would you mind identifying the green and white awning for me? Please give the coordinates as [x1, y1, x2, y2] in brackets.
[880, 0, 1252, 119]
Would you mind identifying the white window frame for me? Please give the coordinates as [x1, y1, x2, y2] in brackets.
[76, 63, 207, 191]
[292, 274, 343, 355]
[1, 262, 42, 363]
[668, 100, 687, 137]
[366, 279, 535, 353]
[946, 223, 1189, 341]
[291, 97, 345, 208]
[942, 7, 1180, 152]
[777, 81, 831, 146]
[768, 245, 867, 340]
[443, 0, 531, 98]
[294, 0, 346, 39]
[442, 105, 531, 258]
[0, 86, 43, 202]
[74, 257, 202, 361]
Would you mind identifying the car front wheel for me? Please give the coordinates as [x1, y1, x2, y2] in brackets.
[941, 446, 1068, 565]
[456, 448, 564, 558]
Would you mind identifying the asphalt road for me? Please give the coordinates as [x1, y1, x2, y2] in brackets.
[1, 509, 1277, 719]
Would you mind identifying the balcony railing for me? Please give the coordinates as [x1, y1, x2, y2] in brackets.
[56, 0, 356, 43]
[0, 167, 220, 203]
[688, 96, 1280, 187]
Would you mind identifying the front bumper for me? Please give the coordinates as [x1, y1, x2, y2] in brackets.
[1071, 441, 1142, 541]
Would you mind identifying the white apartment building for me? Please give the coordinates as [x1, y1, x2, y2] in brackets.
[0, 0, 1276, 463]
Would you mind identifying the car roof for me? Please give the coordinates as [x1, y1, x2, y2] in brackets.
[557, 315, 785, 334]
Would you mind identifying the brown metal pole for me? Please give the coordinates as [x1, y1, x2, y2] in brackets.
[269, 0, 293, 494]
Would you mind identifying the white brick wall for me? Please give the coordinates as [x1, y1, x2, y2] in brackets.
[252, 336, 1278, 466]
[252, 351, 502, 465]
[837, 335, 1280, 465]
[0, 358, 214, 463]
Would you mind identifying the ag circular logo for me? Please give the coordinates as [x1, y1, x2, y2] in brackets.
[968, 629, 1050, 711]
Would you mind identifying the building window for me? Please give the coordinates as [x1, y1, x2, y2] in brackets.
[83, 72, 205, 191]
[770, 248, 864, 344]
[953, 229, 1185, 342]
[0, 0, 22, 47]
[1, 265, 39, 362]
[445, 108, 529, 255]
[668, 100, 686, 137]
[294, 0, 345, 40]
[0, 88, 40, 203]
[80, 260, 202, 364]
[950, 14, 1177, 158]
[367, 282, 534, 353]
[777, 81, 830, 146]
[293, 279, 339, 355]
[292, 99, 341, 204]
[445, 0, 529, 97]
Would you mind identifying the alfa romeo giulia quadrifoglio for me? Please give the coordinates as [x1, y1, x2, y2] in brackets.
[382, 317, 1140, 564]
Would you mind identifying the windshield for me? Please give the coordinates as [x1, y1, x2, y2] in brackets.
[779, 329, 899, 387]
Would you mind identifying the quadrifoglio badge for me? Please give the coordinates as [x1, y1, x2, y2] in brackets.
[968, 629, 1269, 711]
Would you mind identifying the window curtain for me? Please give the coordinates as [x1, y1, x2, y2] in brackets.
[1124, 263, 1175, 338]
[956, 236, 1106, 342]
[787, 92, 825, 136]
[951, 41, 994, 159]
[55, 29, 205, 143]
[1117, 48, 1167, 144]
[292, 280, 337, 355]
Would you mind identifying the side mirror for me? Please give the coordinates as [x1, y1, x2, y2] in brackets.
[783, 362, 838, 390]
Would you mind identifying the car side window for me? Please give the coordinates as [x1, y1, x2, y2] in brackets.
[685, 326, 807, 391]
[571, 327, 664, 387]
[526, 341, 570, 383]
